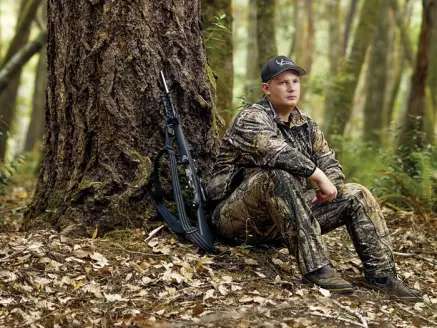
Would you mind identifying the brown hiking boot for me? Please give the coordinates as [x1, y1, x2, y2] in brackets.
[362, 276, 422, 302]
[303, 265, 354, 293]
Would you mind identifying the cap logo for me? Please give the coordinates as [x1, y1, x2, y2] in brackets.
[276, 59, 294, 66]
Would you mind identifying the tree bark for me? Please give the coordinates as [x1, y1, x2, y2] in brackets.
[397, 0, 435, 158]
[257, 0, 277, 71]
[24, 47, 47, 153]
[24, 0, 218, 236]
[0, 0, 41, 161]
[323, 0, 383, 148]
[202, 0, 233, 128]
[362, 0, 389, 146]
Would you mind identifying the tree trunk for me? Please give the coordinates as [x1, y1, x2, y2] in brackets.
[304, 0, 315, 75]
[327, 0, 341, 74]
[390, 0, 414, 66]
[362, 0, 389, 146]
[343, 0, 358, 56]
[384, 0, 414, 132]
[24, 0, 218, 236]
[0, 0, 41, 161]
[323, 0, 383, 148]
[202, 0, 233, 128]
[0, 31, 47, 95]
[245, 0, 260, 103]
[397, 0, 435, 158]
[290, 0, 303, 59]
[24, 47, 47, 153]
[427, 0, 437, 110]
[257, 0, 277, 71]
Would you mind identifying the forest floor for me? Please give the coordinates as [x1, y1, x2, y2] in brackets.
[1, 185, 437, 328]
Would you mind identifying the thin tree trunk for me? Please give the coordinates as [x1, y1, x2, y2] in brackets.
[290, 0, 303, 58]
[304, 0, 315, 75]
[0, 31, 47, 95]
[362, 0, 389, 146]
[202, 0, 233, 128]
[0, 0, 41, 161]
[397, 0, 435, 160]
[390, 0, 414, 66]
[343, 0, 358, 56]
[384, 0, 414, 131]
[246, 0, 260, 103]
[427, 0, 437, 110]
[257, 0, 277, 71]
[24, 47, 47, 153]
[323, 0, 383, 148]
[328, 0, 341, 74]
[24, 0, 217, 236]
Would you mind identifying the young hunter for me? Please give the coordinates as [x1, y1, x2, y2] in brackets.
[206, 55, 421, 301]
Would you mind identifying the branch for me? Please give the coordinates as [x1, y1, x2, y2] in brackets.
[309, 311, 367, 328]
[332, 299, 368, 328]
[398, 306, 437, 326]
[0, 31, 47, 95]
[394, 251, 437, 265]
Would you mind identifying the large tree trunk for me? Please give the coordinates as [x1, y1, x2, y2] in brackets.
[24, 47, 47, 153]
[0, 0, 41, 161]
[202, 0, 233, 129]
[24, 0, 218, 236]
[397, 0, 435, 159]
[362, 0, 389, 146]
[245, 0, 260, 103]
[257, 0, 277, 71]
[323, 0, 382, 149]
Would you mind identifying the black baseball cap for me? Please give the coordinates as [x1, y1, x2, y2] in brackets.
[261, 55, 306, 82]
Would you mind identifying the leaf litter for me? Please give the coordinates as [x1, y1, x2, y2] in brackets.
[0, 193, 437, 327]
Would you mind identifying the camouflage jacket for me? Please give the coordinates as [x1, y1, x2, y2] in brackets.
[206, 97, 345, 202]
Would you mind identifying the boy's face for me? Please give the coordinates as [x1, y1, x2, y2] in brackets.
[262, 70, 301, 110]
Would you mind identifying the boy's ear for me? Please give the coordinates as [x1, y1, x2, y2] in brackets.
[261, 83, 270, 95]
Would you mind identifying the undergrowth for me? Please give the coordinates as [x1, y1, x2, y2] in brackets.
[341, 139, 437, 222]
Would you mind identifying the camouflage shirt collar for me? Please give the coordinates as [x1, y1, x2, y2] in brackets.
[256, 97, 308, 127]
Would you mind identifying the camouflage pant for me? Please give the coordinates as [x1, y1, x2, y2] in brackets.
[212, 169, 396, 278]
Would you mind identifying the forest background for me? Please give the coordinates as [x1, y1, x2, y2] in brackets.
[0, 0, 437, 327]
[1, 0, 436, 218]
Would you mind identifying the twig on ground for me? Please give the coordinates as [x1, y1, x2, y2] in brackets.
[397, 305, 437, 326]
[309, 311, 368, 327]
[394, 251, 437, 265]
[332, 299, 368, 328]
[0, 247, 28, 263]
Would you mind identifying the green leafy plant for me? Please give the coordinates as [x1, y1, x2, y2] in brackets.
[204, 13, 231, 49]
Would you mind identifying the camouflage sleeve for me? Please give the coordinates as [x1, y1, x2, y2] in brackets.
[233, 109, 316, 178]
[310, 120, 345, 189]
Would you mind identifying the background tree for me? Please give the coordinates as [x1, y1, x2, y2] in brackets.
[202, 0, 233, 128]
[327, 0, 341, 75]
[362, 0, 389, 146]
[256, 0, 277, 71]
[245, 0, 260, 103]
[343, 0, 358, 56]
[24, 0, 217, 236]
[323, 0, 383, 149]
[397, 0, 435, 163]
[23, 47, 46, 153]
[0, 0, 42, 161]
